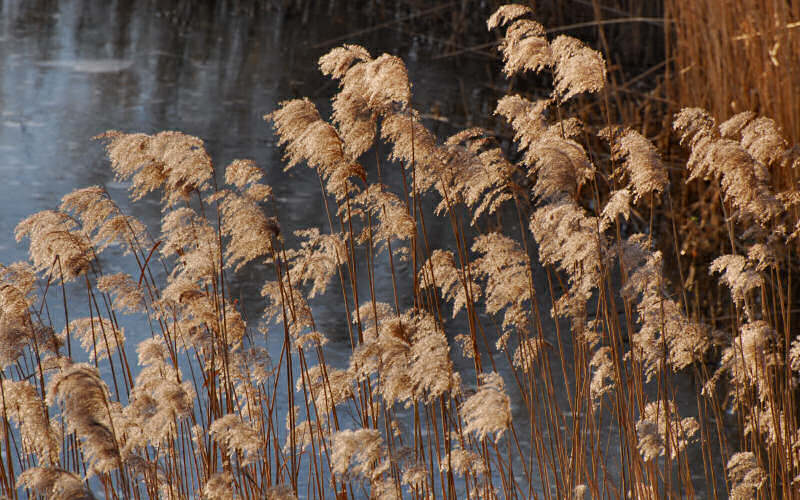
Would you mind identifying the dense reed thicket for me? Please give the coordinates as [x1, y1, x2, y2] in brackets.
[668, 0, 800, 144]
[2, 4, 799, 499]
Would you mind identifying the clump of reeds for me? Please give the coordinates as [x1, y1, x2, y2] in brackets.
[668, 0, 800, 145]
[0, 4, 798, 500]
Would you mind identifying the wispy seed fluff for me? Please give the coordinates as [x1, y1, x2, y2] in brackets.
[224, 158, 271, 194]
[46, 362, 120, 475]
[494, 95, 549, 152]
[62, 317, 125, 363]
[345, 184, 415, 252]
[600, 127, 668, 202]
[440, 447, 486, 477]
[160, 207, 220, 283]
[708, 321, 776, 405]
[709, 254, 763, 307]
[287, 228, 346, 299]
[379, 110, 443, 194]
[674, 107, 780, 224]
[261, 279, 313, 341]
[727, 452, 766, 500]
[720, 112, 788, 168]
[490, 5, 606, 101]
[460, 371, 512, 443]
[161, 276, 246, 349]
[15, 210, 92, 281]
[18, 467, 95, 500]
[529, 198, 602, 319]
[362, 53, 411, 112]
[486, 4, 533, 31]
[123, 338, 195, 453]
[419, 249, 480, 318]
[408, 311, 458, 403]
[599, 188, 632, 233]
[96, 272, 145, 314]
[0, 263, 60, 367]
[299, 363, 353, 417]
[60, 186, 149, 255]
[267, 98, 365, 201]
[331, 428, 386, 479]
[589, 346, 615, 409]
[488, 5, 552, 77]
[319, 45, 376, 158]
[0, 379, 62, 465]
[211, 161, 278, 271]
[621, 235, 710, 379]
[550, 35, 607, 102]
[201, 472, 234, 500]
[471, 233, 532, 335]
[349, 308, 458, 406]
[635, 401, 699, 462]
[96, 130, 214, 207]
[527, 131, 596, 201]
[209, 414, 261, 465]
[442, 128, 515, 224]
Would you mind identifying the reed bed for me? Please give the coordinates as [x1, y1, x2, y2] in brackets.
[667, 0, 800, 144]
[2, 4, 799, 499]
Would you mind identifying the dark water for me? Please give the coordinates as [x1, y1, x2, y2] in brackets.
[0, 0, 483, 249]
[0, 0, 490, 316]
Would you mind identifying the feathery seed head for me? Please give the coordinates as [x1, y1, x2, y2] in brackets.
[550, 35, 607, 101]
[96, 130, 213, 207]
[16, 210, 93, 282]
[600, 127, 668, 202]
[18, 468, 95, 500]
[727, 452, 766, 499]
[528, 133, 595, 200]
[487, 5, 533, 30]
[96, 273, 145, 314]
[47, 363, 120, 475]
[461, 371, 512, 442]
[209, 414, 261, 465]
[636, 401, 699, 461]
[319, 44, 372, 80]
[331, 428, 385, 478]
[710, 254, 763, 306]
[497, 19, 552, 77]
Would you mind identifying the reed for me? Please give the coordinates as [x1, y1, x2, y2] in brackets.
[667, 0, 800, 145]
[1, 4, 799, 499]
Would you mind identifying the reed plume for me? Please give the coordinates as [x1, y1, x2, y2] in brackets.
[727, 452, 766, 499]
[460, 371, 511, 443]
[96, 131, 213, 207]
[0, 380, 61, 466]
[635, 401, 699, 462]
[18, 468, 95, 500]
[3, 4, 800, 499]
[15, 210, 92, 281]
[267, 98, 364, 201]
[212, 160, 278, 271]
[675, 107, 780, 224]
[46, 362, 120, 475]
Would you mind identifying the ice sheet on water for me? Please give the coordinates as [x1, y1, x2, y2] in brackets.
[36, 59, 133, 73]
